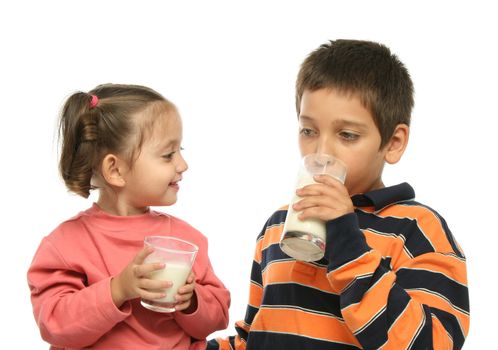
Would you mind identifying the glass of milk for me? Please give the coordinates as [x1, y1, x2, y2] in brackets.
[280, 153, 347, 262]
[140, 236, 198, 313]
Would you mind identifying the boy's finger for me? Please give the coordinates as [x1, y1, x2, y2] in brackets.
[313, 174, 343, 186]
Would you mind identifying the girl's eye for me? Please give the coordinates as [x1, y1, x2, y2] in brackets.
[339, 131, 359, 141]
[162, 147, 184, 161]
[162, 152, 175, 160]
[299, 128, 316, 137]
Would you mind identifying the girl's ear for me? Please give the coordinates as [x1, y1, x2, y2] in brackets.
[384, 124, 410, 164]
[100, 154, 127, 187]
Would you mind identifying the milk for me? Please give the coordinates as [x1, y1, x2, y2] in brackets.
[281, 174, 326, 261]
[149, 261, 192, 303]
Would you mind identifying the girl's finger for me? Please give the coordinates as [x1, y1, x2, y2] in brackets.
[134, 262, 165, 277]
[138, 278, 171, 290]
[133, 246, 155, 265]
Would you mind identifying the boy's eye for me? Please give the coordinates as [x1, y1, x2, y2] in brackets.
[299, 128, 316, 137]
[339, 131, 359, 141]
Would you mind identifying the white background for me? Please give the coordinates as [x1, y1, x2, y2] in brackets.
[1, 0, 496, 348]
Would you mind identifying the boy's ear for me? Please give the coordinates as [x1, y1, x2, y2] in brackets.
[384, 124, 409, 164]
[100, 154, 127, 187]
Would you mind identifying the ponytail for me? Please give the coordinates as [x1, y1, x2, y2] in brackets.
[58, 93, 100, 198]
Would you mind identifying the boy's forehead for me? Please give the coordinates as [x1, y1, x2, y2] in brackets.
[299, 89, 375, 126]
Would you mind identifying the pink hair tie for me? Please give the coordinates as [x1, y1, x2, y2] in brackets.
[89, 95, 99, 108]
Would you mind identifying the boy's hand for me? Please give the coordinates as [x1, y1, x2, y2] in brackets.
[293, 174, 354, 222]
[111, 246, 172, 308]
[174, 272, 197, 313]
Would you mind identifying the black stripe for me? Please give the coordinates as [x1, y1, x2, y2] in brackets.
[206, 339, 220, 350]
[246, 331, 360, 350]
[341, 261, 391, 308]
[229, 337, 236, 349]
[396, 268, 469, 313]
[430, 308, 466, 349]
[404, 201, 465, 259]
[250, 260, 262, 286]
[262, 283, 342, 319]
[386, 285, 411, 331]
[257, 209, 287, 240]
[236, 322, 249, 342]
[244, 304, 259, 326]
[356, 210, 435, 257]
[354, 307, 387, 349]
[261, 243, 291, 272]
[409, 304, 433, 349]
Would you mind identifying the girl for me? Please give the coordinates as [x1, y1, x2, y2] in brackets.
[28, 84, 230, 349]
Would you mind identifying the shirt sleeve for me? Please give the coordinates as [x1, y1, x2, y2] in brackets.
[175, 242, 230, 340]
[207, 235, 265, 350]
[325, 212, 469, 350]
[27, 237, 131, 348]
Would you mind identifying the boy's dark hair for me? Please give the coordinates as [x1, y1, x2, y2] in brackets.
[58, 83, 176, 198]
[296, 39, 414, 148]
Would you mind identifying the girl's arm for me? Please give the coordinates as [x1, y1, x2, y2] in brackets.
[27, 238, 131, 348]
[174, 239, 230, 340]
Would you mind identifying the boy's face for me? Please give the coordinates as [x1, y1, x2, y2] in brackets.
[298, 88, 389, 196]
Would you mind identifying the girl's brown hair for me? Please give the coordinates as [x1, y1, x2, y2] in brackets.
[58, 83, 175, 198]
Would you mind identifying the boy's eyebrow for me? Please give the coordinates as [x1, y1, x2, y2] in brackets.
[299, 115, 369, 130]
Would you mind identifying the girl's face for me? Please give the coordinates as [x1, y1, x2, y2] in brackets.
[120, 110, 188, 209]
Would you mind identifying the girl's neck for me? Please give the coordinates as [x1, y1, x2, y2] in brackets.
[97, 191, 149, 216]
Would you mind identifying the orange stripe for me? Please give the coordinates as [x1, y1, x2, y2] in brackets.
[401, 253, 467, 285]
[363, 229, 412, 265]
[262, 260, 336, 293]
[254, 222, 285, 264]
[329, 250, 382, 292]
[342, 272, 396, 333]
[379, 205, 454, 253]
[248, 281, 263, 307]
[251, 307, 361, 346]
[383, 300, 424, 349]
[407, 289, 469, 335]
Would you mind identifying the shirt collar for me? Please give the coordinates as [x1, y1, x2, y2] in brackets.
[352, 182, 415, 211]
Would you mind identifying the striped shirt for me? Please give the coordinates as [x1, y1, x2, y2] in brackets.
[208, 183, 469, 349]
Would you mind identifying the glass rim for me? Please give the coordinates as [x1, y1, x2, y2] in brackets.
[302, 153, 347, 169]
[144, 235, 199, 254]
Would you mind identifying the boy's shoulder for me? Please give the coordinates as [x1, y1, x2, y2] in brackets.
[364, 196, 464, 258]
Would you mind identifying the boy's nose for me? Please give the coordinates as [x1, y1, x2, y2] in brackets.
[316, 138, 334, 156]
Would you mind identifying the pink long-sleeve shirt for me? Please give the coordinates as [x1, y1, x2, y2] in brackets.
[28, 204, 230, 349]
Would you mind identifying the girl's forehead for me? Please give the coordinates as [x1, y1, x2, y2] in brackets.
[147, 111, 182, 145]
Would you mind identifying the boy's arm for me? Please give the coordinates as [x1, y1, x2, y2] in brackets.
[27, 238, 131, 348]
[207, 238, 265, 350]
[325, 212, 469, 350]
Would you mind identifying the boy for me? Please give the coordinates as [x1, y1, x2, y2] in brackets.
[208, 40, 469, 349]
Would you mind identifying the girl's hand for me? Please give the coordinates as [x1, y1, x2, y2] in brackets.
[111, 246, 172, 308]
[174, 272, 197, 313]
[293, 174, 354, 222]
